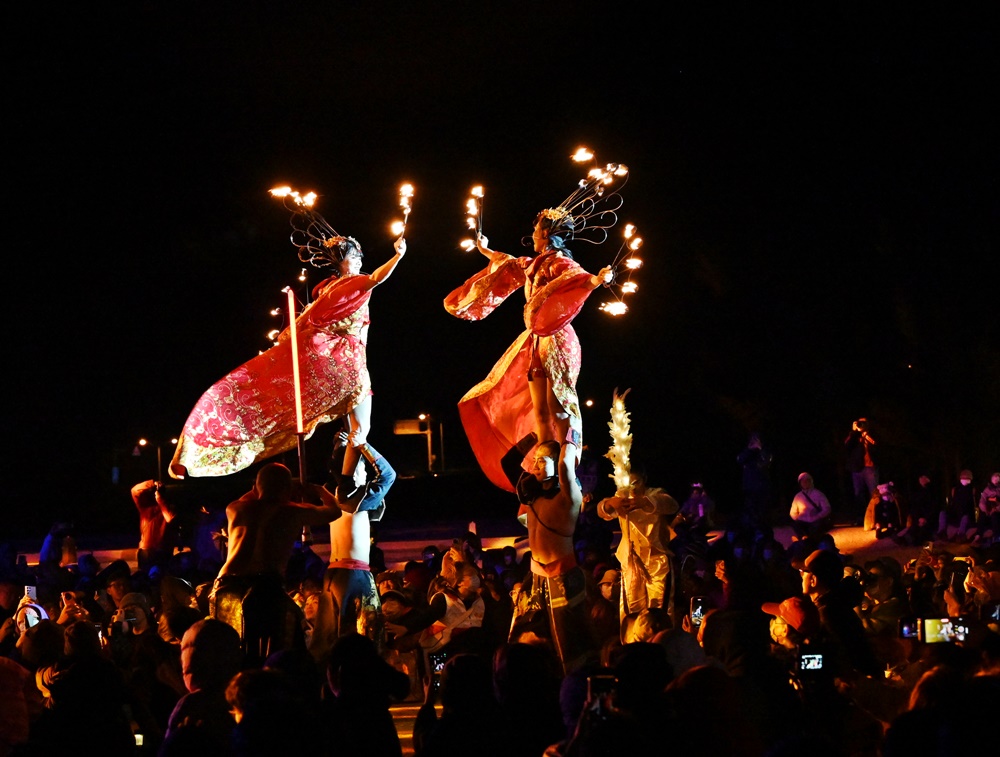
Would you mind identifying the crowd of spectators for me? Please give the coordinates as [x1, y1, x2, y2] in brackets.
[2, 463, 998, 756]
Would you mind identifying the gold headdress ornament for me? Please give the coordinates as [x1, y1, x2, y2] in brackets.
[537, 148, 630, 246]
[554, 149, 645, 317]
[269, 186, 360, 269]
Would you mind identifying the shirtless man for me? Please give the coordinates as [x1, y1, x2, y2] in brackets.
[502, 434, 592, 673]
[212, 462, 340, 661]
[312, 433, 397, 656]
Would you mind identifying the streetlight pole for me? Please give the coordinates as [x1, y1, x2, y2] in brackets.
[136, 437, 178, 482]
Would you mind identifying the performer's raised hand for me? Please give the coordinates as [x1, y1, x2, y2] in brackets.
[475, 233, 493, 258]
[393, 236, 407, 257]
[591, 265, 614, 288]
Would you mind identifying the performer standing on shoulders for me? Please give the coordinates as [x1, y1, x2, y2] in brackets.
[445, 212, 612, 490]
[170, 190, 406, 480]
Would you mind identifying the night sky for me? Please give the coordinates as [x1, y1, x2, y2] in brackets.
[7, 4, 997, 541]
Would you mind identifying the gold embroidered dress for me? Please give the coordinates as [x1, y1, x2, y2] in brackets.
[445, 250, 597, 491]
[173, 275, 373, 477]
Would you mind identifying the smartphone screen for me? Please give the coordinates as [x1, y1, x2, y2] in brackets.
[921, 617, 968, 643]
[587, 674, 617, 699]
[690, 596, 706, 629]
[898, 617, 920, 639]
[25, 585, 37, 601]
[799, 653, 824, 671]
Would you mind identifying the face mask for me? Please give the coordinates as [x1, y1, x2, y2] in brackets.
[960, 479, 972, 486]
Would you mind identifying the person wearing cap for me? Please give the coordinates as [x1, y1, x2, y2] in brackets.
[762, 594, 822, 651]
[940, 469, 978, 542]
[845, 418, 878, 522]
[597, 465, 679, 631]
[801, 549, 879, 677]
[789, 473, 832, 541]
[596, 568, 620, 604]
[857, 558, 907, 638]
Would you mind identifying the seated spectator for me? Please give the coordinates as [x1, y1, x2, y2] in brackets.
[865, 482, 903, 539]
[789, 472, 832, 541]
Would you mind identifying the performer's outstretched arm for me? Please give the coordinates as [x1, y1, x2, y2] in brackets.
[366, 237, 407, 287]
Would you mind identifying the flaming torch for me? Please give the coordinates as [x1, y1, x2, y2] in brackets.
[391, 183, 414, 238]
[459, 185, 484, 252]
[599, 223, 644, 316]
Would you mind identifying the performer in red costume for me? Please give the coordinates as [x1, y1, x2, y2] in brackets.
[170, 232, 406, 479]
[444, 214, 612, 491]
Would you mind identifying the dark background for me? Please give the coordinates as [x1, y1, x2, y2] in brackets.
[6, 3, 997, 542]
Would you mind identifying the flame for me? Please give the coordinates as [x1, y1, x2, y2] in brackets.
[466, 198, 478, 214]
[628, 236, 643, 251]
[471, 185, 484, 198]
[600, 301, 629, 316]
[267, 329, 281, 340]
[301, 192, 316, 206]
[466, 217, 477, 230]
[460, 239, 476, 251]
[621, 281, 638, 294]
[399, 184, 414, 214]
[270, 308, 281, 316]
[625, 258, 643, 270]
[390, 221, 406, 236]
[572, 147, 594, 162]
[269, 186, 292, 197]
[624, 224, 635, 239]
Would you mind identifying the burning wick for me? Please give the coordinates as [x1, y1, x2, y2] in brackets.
[460, 185, 485, 252]
[391, 183, 414, 237]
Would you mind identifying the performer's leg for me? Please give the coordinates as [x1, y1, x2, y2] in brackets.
[546, 386, 579, 467]
[342, 395, 373, 479]
[528, 371, 555, 443]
